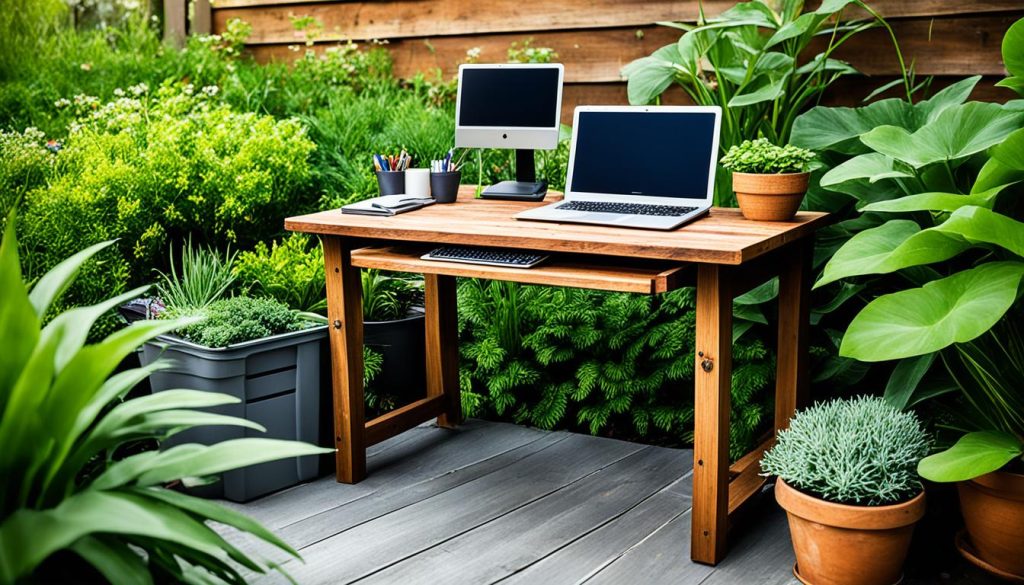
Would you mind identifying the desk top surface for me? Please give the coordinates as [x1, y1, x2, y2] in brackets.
[286, 187, 829, 265]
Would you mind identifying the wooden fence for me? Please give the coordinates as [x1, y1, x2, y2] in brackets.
[173, 1, 1023, 122]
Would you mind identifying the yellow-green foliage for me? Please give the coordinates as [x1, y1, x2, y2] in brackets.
[16, 84, 315, 335]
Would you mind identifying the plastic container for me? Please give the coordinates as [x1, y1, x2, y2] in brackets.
[141, 326, 328, 502]
[376, 170, 406, 196]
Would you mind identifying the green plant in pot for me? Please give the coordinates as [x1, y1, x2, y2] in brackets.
[141, 243, 331, 502]
[0, 212, 330, 583]
[761, 396, 930, 585]
[916, 318, 1024, 580]
[720, 138, 815, 221]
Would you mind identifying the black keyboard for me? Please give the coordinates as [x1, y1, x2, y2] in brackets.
[421, 246, 548, 269]
[555, 201, 698, 217]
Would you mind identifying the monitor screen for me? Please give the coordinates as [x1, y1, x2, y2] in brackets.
[570, 110, 718, 199]
[458, 67, 561, 128]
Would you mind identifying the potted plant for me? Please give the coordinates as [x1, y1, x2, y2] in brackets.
[761, 396, 931, 585]
[720, 138, 816, 221]
[917, 319, 1024, 581]
[234, 236, 425, 409]
[361, 268, 425, 409]
[138, 242, 330, 502]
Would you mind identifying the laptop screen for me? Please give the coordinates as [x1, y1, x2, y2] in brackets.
[570, 110, 718, 200]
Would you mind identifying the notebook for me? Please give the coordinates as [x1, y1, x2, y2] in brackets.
[341, 195, 435, 216]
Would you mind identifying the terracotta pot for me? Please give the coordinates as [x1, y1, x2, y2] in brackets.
[957, 470, 1024, 579]
[733, 171, 809, 221]
[775, 478, 926, 585]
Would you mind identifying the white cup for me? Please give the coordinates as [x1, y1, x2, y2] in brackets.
[405, 168, 430, 197]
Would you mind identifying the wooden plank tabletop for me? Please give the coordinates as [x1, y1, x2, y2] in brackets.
[285, 186, 829, 265]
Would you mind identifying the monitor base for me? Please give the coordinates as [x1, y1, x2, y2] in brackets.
[480, 180, 548, 202]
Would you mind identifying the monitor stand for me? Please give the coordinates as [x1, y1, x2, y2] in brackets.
[481, 149, 548, 202]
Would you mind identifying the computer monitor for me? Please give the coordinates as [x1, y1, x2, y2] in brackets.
[455, 63, 564, 200]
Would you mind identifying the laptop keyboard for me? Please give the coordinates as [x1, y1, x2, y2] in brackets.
[555, 200, 699, 217]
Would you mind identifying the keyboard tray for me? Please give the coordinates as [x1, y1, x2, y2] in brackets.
[350, 245, 690, 294]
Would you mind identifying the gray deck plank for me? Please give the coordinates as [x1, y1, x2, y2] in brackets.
[500, 473, 694, 585]
[582, 508, 715, 585]
[359, 444, 693, 585]
[697, 496, 797, 585]
[226, 419, 545, 530]
[279, 430, 570, 550]
[281, 433, 646, 584]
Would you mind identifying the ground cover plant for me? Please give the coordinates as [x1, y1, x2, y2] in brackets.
[0, 214, 330, 583]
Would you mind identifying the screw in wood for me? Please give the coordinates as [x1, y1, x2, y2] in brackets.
[701, 358, 714, 372]
[333, 319, 342, 329]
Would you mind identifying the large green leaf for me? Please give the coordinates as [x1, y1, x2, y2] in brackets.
[992, 127, 1024, 171]
[70, 535, 154, 585]
[861, 184, 1010, 213]
[840, 262, 1024, 361]
[860, 102, 1024, 168]
[818, 206, 1024, 286]
[93, 438, 332, 490]
[0, 490, 257, 584]
[883, 353, 936, 411]
[792, 98, 917, 155]
[0, 212, 40, 410]
[819, 152, 912, 188]
[816, 220, 922, 287]
[28, 240, 115, 320]
[1001, 18, 1024, 80]
[133, 487, 300, 560]
[916, 76, 982, 124]
[623, 44, 683, 105]
[918, 431, 1024, 482]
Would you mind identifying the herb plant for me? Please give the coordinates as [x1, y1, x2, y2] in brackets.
[165, 296, 313, 348]
[234, 234, 327, 314]
[0, 214, 329, 583]
[156, 239, 236, 312]
[761, 396, 930, 505]
[720, 139, 815, 174]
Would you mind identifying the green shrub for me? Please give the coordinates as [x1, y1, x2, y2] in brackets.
[458, 281, 776, 458]
[720, 138, 815, 174]
[760, 396, 930, 505]
[0, 128, 54, 218]
[165, 296, 312, 348]
[0, 213, 329, 583]
[234, 233, 327, 313]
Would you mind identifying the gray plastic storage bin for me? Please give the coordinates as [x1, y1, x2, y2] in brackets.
[141, 326, 328, 502]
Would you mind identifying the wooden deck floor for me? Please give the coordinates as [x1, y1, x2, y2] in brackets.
[225, 419, 796, 585]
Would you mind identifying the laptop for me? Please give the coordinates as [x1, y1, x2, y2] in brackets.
[515, 105, 722, 230]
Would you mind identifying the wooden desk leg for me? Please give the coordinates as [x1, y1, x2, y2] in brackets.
[692, 264, 733, 565]
[775, 240, 812, 433]
[424, 274, 461, 428]
[323, 236, 366, 484]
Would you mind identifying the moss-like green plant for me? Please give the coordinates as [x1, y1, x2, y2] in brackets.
[720, 138, 815, 174]
[166, 296, 312, 348]
[760, 396, 929, 505]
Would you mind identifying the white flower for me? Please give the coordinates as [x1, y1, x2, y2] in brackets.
[202, 85, 220, 97]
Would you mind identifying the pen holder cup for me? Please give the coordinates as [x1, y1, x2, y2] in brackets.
[430, 171, 461, 204]
[376, 171, 406, 196]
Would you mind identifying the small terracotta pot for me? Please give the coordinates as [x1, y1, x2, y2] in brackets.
[957, 470, 1024, 579]
[733, 171, 809, 221]
[775, 478, 926, 585]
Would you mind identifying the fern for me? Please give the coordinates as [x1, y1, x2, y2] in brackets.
[457, 279, 778, 458]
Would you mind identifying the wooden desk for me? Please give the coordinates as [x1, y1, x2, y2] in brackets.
[286, 187, 829, 565]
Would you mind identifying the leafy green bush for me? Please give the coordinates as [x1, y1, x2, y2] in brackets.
[235, 233, 327, 313]
[720, 138, 815, 174]
[165, 296, 313, 348]
[458, 281, 776, 458]
[0, 128, 53, 218]
[0, 214, 329, 583]
[761, 396, 930, 505]
[14, 82, 315, 336]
